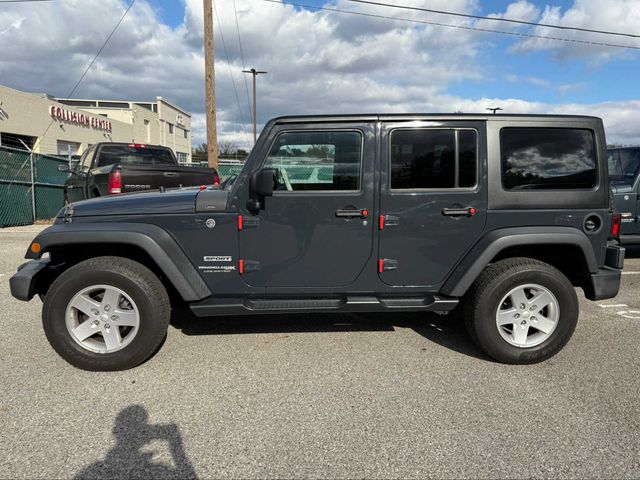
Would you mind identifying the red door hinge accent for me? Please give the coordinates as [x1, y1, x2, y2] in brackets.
[239, 259, 245, 274]
[379, 215, 385, 230]
[237, 215, 243, 231]
[378, 259, 384, 273]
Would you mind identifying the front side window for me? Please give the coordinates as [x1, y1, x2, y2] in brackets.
[390, 129, 477, 189]
[501, 128, 597, 190]
[264, 131, 362, 191]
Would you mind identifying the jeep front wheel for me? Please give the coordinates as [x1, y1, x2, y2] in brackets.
[464, 257, 578, 364]
[43, 256, 170, 371]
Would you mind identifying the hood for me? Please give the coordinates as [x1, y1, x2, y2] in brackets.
[61, 187, 202, 217]
[610, 181, 635, 194]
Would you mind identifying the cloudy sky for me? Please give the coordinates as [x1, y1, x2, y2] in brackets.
[1, 0, 639, 148]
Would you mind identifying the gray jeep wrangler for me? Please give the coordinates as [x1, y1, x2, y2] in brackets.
[11, 114, 625, 370]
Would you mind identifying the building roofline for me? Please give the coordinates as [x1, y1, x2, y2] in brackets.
[53, 96, 192, 118]
[155, 96, 192, 117]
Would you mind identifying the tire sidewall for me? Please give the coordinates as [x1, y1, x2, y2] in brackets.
[44, 267, 164, 370]
[474, 267, 578, 364]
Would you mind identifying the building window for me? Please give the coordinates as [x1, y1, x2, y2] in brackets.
[168, 123, 174, 134]
[57, 140, 81, 156]
[501, 128, 596, 190]
[177, 152, 188, 163]
[0, 132, 36, 150]
[390, 129, 477, 189]
[183, 128, 188, 139]
[144, 119, 150, 143]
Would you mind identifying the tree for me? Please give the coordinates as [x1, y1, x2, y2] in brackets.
[192, 143, 208, 163]
[218, 141, 239, 157]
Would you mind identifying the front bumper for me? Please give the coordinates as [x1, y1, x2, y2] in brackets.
[10, 259, 50, 301]
[584, 244, 625, 301]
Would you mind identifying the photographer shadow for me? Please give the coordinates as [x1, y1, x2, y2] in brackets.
[75, 405, 197, 480]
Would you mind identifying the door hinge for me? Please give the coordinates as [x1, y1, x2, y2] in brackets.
[239, 259, 261, 274]
[382, 215, 400, 228]
[238, 215, 260, 230]
[378, 258, 399, 273]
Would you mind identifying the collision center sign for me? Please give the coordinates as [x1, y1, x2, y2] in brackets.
[49, 106, 112, 132]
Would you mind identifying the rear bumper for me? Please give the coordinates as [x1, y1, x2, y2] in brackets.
[10, 259, 50, 301]
[584, 244, 625, 301]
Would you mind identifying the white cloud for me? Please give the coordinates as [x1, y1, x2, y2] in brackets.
[0, 0, 638, 149]
[510, 0, 640, 63]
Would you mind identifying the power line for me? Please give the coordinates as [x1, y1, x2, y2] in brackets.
[212, 0, 251, 144]
[232, 0, 253, 126]
[263, 0, 640, 51]
[342, 0, 640, 39]
[34, 0, 136, 151]
[0, 0, 53, 3]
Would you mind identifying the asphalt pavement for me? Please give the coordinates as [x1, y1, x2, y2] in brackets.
[1, 226, 639, 479]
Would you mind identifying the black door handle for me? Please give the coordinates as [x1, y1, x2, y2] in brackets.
[442, 207, 477, 217]
[336, 208, 369, 219]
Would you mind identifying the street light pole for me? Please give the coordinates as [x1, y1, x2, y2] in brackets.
[243, 68, 267, 144]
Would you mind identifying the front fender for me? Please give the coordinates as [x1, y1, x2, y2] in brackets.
[25, 223, 211, 302]
[441, 226, 599, 297]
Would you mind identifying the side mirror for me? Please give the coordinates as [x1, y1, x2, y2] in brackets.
[250, 168, 275, 197]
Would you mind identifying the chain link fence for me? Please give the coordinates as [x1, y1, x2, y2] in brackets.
[0, 145, 70, 228]
[1, 149, 336, 228]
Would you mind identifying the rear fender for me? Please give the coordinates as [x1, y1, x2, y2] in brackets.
[441, 227, 599, 297]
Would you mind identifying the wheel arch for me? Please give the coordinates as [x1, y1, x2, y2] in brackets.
[441, 227, 598, 297]
[26, 223, 211, 302]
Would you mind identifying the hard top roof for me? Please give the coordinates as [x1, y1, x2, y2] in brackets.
[272, 113, 601, 123]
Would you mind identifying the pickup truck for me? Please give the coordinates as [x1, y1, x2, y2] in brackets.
[11, 114, 624, 371]
[62, 143, 219, 203]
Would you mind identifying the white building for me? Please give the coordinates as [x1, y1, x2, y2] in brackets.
[0, 84, 192, 162]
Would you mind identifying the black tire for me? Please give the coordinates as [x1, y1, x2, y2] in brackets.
[463, 257, 578, 364]
[43, 256, 170, 371]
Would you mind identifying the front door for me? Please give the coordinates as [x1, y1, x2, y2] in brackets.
[67, 146, 93, 203]
[238, 124, 375, 289]
[378, 121, 487, 287]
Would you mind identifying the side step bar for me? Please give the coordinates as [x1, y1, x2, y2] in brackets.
[189, 295, 459, 317]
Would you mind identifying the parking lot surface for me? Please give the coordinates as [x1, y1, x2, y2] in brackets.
[1, 226, 639, 479]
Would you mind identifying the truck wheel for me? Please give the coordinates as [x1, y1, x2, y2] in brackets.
[42, 256, 170, 371]
[463, 257, 578, 364]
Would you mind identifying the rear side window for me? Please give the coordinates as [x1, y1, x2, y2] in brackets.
[97, 146, 175, 167]
[390, 129, 477, 189]
[264, 131, 362, 191]
[501, 128, 597, 190]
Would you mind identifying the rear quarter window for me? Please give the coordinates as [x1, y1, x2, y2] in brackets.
[501, 128, 597, 190]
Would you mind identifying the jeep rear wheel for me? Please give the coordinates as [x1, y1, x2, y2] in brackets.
[464, 257, 578, 364]
[43, 256, 170, 371]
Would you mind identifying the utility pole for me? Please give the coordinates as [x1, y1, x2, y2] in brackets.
[486, 107, 503, 114]
[243, 68, 267, 144]
[203, 0, 218, 168]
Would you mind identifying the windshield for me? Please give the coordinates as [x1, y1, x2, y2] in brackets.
[97, 145, 175, 167]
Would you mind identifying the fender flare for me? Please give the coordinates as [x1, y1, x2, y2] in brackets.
[26, 222, 211, 302]
[441, 226, 599, 297]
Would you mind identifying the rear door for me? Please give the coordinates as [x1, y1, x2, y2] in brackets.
[238, 123, 375, 289]
[378, 121, 487, 287]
